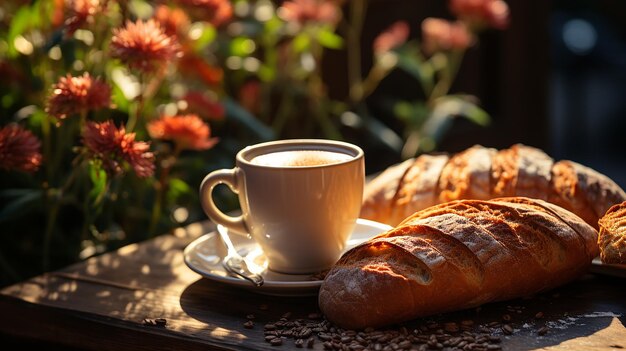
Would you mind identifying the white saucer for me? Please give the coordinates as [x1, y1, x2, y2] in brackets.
[183, 218, 392, 296]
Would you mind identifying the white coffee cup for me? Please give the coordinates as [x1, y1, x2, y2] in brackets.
[199, 139, 364, 274]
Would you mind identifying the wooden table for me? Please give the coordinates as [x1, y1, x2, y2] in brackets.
[1, 221, 625, 351]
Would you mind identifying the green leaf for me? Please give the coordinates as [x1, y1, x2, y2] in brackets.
[166, 178, 191, 204]
[230, 37, 256, 56]
[128, 0, 153, 19]
[395, 45, 434, 95]
[89, 162, 108, 204]
[292, 33, 311, 53]
[7, 6, 33, 57]
[316, 28, 343, 49]
[0, 189, 42, 223]
[223, 98, 275, 141]
[192, 22, 217, 52]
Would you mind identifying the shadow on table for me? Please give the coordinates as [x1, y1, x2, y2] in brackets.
[179, 274, 626, 350]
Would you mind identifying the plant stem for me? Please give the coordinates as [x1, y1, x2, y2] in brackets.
[347, 0, 368, 104]
[148, 148, 179, 236]
[428, 50, 464, 103]
[43, 192, 60, 271]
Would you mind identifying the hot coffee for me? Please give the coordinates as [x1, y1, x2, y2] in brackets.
[250, 150, 352, 167]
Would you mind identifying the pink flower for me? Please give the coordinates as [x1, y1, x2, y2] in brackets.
[46, 72, 111, 120]
[174, 0, 233, 27]
[148, 115, 218, 151]
[421, 18, 474, 54]
[449, 0, 510, 30]
[110, 19, 181, 73]
[279, 0, 341, 26]
[0, 125, 42, 173]
[373, 21, 410, 55]
[82, 120, 155, 178]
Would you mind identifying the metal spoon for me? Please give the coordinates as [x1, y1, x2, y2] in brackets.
[217, 226, 264, 286]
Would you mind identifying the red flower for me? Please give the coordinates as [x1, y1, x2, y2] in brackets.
[178, 54, 224, 86]
[65, 0, 105, 35]
[238, 80, 261, 115]
[0, 125, 42, 173]
[449, 0, 510, 30]
[153, 5, 191, 39]
[421, 18, 474, 54]
[46, 72, 111, 120]
[148, 114, 218, 151]
[182, 91, 225, 120]
[174, 0, 233, 27]
[110, 19, 181, 73]
[373, 21, 410, 55]
[279, 0, 341, 26]
[82, 120, 155, 178]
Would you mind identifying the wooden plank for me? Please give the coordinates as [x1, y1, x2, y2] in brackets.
[1, 219, 626, 350]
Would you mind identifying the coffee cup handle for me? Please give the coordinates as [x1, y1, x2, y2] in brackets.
[199, 168, 248, 235]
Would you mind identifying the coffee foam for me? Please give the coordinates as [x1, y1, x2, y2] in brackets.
[250, 150, 352, 167]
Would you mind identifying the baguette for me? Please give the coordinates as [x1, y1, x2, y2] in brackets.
[598, 201, 626, 264]
[320, 197, 598, 329]
[361, 144, 626, 229]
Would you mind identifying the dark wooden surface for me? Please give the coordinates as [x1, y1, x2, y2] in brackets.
[1, 220, 625, 351]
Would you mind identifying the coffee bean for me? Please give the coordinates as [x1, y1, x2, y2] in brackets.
[502, 324, 514, 335]
[270, 338, 283, 346]
[502, 314, 511, 321]
[265, 324, 277, 330]
[243, 320, 254, 329]
[487, 345, 502, 350]
[295, 338, 304, 348]
[535, 311, 545, 319]
[266, 335, 277, 342]
[444, 322, 459, 333]
[282, 312, 292, 319]
[307, 337, 315, 348]
[246, 314, 255, 320]
[537, 326, 549, 336]
[142, 318, 156, 326]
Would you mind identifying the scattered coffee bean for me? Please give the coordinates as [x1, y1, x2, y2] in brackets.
[502, 324, 514, 335]
[535, 311, 545, 319]
[142, 318, 166, 327]
[243, 320, 254, 329]
[270, 338, 283, 346]
[295, 338, 304, 348]
[265, 323, 277, 330]
[306, 337, 315, 348]
[444, 322, 459, 333]
[537, 326, 549, 336]
[308, 312, 322, 320]
[246, 314, 255, 320]
[502, 314, 512, 321]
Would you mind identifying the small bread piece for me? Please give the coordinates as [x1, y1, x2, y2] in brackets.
[598, 201, 626, 264]
[320, 198, 597, 330]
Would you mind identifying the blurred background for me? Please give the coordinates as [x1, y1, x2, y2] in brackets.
[1, 0, 625, 287]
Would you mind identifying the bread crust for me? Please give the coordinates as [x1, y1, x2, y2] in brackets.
[361, 145, 626, 228]
[320, 198, 598, 330]
[598, 201, 626, 264]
